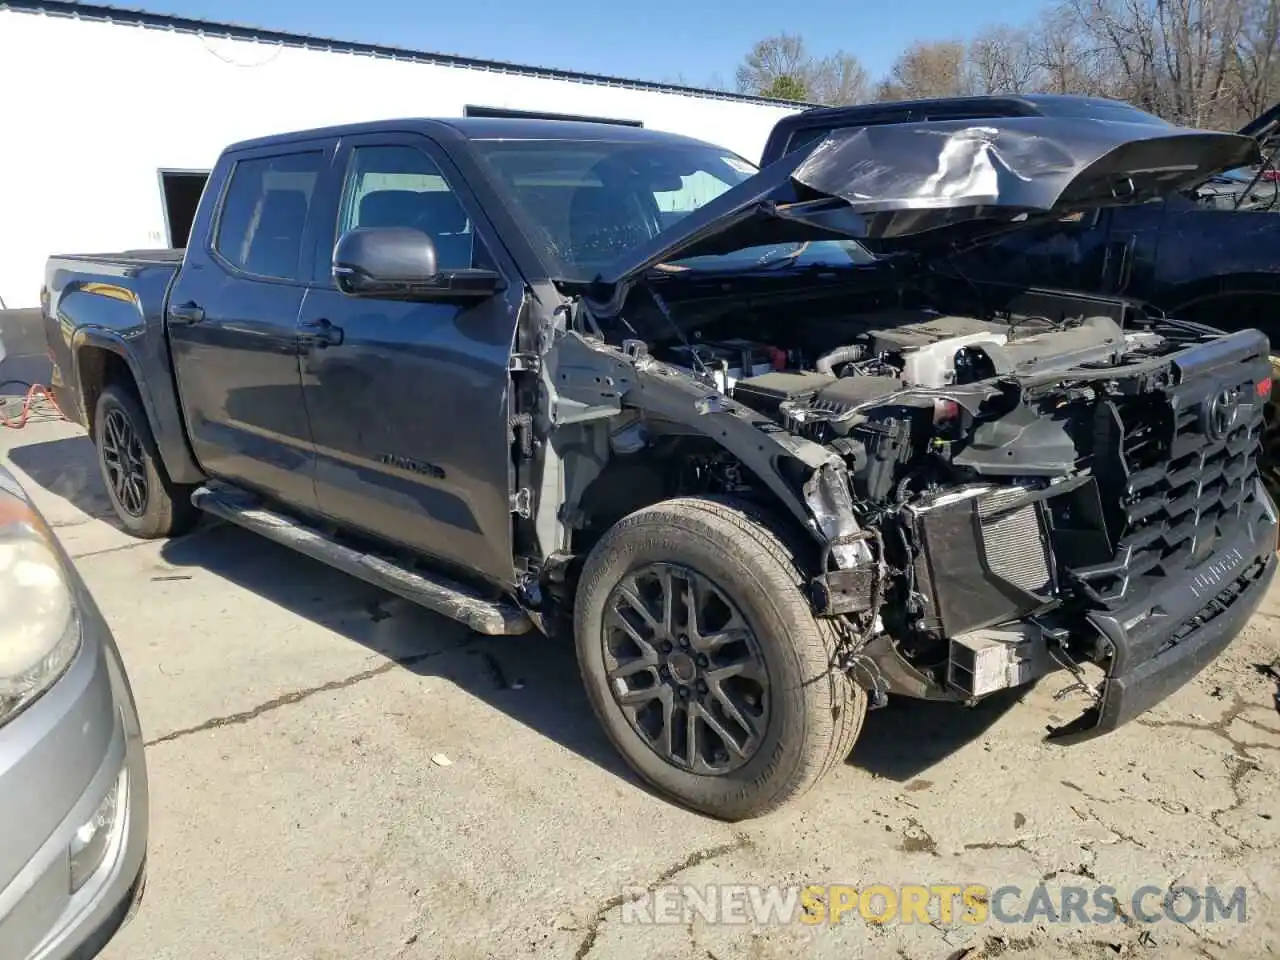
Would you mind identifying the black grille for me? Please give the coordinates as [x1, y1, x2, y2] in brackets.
[1069, 373, 1267, 606]
[1159, 555, 1269, 653]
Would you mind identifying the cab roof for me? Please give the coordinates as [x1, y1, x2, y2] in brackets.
[224, 117, 726, 155]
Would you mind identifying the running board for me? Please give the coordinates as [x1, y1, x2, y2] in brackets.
[190, 483, 531, 636]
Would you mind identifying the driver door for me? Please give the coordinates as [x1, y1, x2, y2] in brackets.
[296, 133, 525, 586]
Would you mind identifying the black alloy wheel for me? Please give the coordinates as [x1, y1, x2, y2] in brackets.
[602, 562, 770, 775]
[100, 406, 149, 517]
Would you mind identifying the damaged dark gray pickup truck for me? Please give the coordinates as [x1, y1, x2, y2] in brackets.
[43, 115, 1278, 819]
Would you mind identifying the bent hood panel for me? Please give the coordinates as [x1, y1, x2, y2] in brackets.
[596, 116, 1259, 289]
[792, 118, 1257, 238]
[1237, 100, 1279, 148]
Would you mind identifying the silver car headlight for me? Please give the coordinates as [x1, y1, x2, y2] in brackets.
[0, 488, 81, 726]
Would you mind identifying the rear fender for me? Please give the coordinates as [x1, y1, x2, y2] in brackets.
[56, 279, 204, 484]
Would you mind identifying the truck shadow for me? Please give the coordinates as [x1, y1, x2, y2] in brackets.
[10, 435, 1019, 796]
[154, 521, 1027, 791]
[155, 520, 654, 791]
[849, 688, 1027, 781]
[5, 435, 118, 520]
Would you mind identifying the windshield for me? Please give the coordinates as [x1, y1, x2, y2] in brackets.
[1033, 98, 1172, 126]
[472, 138, 871, 280]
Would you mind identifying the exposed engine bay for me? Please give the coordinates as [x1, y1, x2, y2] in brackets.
[593, 285, 1273, 722]
[656, 305, 1162, 503]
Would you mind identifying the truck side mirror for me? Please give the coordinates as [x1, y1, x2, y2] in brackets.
[332, 227, 503, 302]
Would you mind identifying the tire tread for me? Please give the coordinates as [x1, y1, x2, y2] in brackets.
[94, 383, 199, 539]
[574, 494, 866, 820]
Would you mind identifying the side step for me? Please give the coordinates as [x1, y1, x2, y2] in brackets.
[190, 483, 532, 636]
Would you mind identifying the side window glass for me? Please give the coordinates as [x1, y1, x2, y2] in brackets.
[339, 145, 474, 270]
[214, 151, 323, 280]
[650, 170, 736, 229]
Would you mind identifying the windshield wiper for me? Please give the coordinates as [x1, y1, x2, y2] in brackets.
[753, 241, 811, 269]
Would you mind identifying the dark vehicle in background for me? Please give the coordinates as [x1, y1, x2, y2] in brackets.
[762, 94, 1280, 492]
[41, 115, 1275, 821]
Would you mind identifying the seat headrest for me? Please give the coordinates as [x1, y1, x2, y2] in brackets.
[357, 190, 426, 229]
[417, 190, 468, 234]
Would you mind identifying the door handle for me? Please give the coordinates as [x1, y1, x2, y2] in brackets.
[299, 317, 344, 348]
[169, 301, 205, 325]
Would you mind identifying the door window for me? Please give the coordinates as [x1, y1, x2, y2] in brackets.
[651, 170, 738, 229]
[338, 145, 474, 270]
[214, 151, 323, 280]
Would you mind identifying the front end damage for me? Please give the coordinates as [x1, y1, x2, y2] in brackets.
[820, 324, 1277, 740]
[527, 308, 1276, 742]
[515, 114, 1274, 742]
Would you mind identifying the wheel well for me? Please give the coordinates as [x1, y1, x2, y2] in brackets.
[570, 438, 810, 558]
[77, 346, 139, 439]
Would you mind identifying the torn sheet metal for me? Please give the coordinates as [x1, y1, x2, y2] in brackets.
[790, 118, 1261, 240]
[594, 117, 1259, 295]
[804, 460, 873, 568]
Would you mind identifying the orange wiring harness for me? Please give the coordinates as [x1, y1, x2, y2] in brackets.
[0, 383, 70, 429]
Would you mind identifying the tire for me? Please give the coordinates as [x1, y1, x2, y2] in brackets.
[573, 496, 866, 820]
[93, 383, 200, 539]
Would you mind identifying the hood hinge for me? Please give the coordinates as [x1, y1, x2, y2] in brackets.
[509, 352, 540, 374]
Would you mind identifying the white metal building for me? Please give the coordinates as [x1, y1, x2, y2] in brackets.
[0, 1, 802, 309]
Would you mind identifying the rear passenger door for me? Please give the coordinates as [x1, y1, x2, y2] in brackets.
[168, 140, 336, 511]
[296, 133, 524, 587]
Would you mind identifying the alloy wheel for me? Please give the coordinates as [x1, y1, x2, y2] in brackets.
[602, 562, 770, 774]
[101, 408, 148, 517]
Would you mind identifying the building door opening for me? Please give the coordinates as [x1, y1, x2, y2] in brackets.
[159, 170, 210, 248]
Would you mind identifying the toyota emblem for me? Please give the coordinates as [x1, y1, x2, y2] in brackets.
[1204, 387, 1241, 440]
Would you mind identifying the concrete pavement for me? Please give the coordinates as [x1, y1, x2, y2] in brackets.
[3, 416, 1278, 960]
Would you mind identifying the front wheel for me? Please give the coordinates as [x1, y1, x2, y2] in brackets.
[573, 496, 866, 820]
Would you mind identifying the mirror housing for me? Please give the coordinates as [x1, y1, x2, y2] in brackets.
[332, 227, 504, 301]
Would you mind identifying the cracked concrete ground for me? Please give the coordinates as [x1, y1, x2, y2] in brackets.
[3, 418, 1279, 960]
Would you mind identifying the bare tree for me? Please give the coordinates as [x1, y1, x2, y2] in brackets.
[1029, 5, 1114, 95]
[969, 25, 1040, 93]
[1231, 0, 1280, 120]
[879, 40, 973, 99]
[1064, 0, 1245, 126]
[704, 71, 731, 92]
[735, 7, 1280, 129]
[736, 33, 813, 97]
[811, 52, 872, 104]
[736, 33, 870, 104]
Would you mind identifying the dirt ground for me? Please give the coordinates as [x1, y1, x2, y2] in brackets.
[3, 412, 1278, 960]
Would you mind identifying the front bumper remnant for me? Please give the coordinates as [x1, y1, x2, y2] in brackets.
[1047, 503, 1278, 743]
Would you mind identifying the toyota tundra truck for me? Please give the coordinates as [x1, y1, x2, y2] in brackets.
[42, 114, 1277, 820]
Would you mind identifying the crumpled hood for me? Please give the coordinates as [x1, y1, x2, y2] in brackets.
[592, 115, 1260, 298]
[1238, 99, 1279, 147]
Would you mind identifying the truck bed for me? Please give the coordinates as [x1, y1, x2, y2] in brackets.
[50, 249, 185, 268]
[41, 249, 195, 485]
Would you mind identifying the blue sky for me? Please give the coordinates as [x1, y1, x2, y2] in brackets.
[128, 0, 1049, 89]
